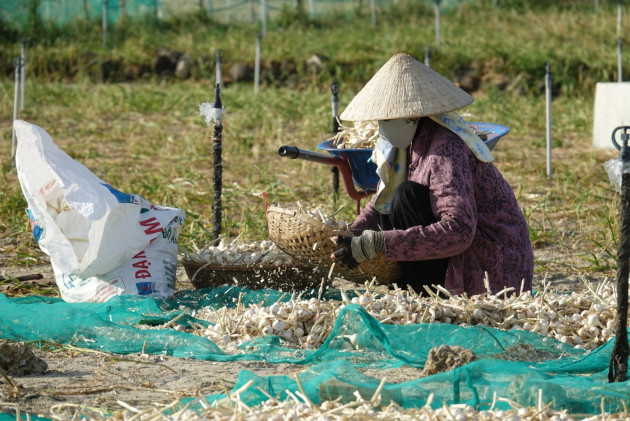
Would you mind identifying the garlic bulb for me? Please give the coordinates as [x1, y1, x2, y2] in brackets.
[183, 239, 294, 267]
[186, 277, 625, 354]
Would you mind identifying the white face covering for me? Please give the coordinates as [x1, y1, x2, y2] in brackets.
[377, 118, 419, 149]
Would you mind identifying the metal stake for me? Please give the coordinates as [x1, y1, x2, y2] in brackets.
[434, 0, 441, 49]
[545, 62, 552, 180]
[370, 0, 376, 28]
[102, 0, 108, 47]
[331, 81, 340, 207]
[12, 57, 24, 162]
[331, 81, 340, 134]
[260, 0, 267, 37]
[20, 38, 26, 110]
[212, 83, 224, 246]
[157, 0, 164, 19]
[618, 0, 623, 39]
[618, 38, 624, 83]
[215, 49, 223, 88]
[254, 33, 261, 94]
[609, 126, 630, 383]
[250, 0, 256, 24]
[119, 0, 125, 22]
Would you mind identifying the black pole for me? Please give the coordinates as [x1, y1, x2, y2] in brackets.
[330, 81, 340, 207]
[212, 83, 223, 246]
[215, 49, 223, 88]
[609, 126, 630, 383]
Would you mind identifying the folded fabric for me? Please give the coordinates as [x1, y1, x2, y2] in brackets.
[372, 137, 407, 214]
[431, 112, 494, 163]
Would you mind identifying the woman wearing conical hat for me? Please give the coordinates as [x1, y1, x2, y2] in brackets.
[331, 53, 533, 296]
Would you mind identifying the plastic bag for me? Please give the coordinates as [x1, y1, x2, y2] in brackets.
[604, 157, 627, 193]
[14, 120, 185, 302]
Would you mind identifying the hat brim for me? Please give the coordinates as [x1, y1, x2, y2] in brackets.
[340, 53, 473, 121]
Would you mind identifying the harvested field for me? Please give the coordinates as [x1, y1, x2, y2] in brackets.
[1, 2, 629, 419]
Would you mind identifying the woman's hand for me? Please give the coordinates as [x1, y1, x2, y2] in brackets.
[330, 235, 360, 269]
[330, 230, 385, 269]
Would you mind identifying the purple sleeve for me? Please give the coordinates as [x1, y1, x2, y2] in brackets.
[350, 194, 380, 235]
[383, 138, 478, 261]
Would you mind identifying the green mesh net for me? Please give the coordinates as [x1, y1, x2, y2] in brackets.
[1, 286, 629, 415]
[0, 0, 474, 29]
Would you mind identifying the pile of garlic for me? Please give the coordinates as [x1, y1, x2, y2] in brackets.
[57, 385, 617, 421]
[175, 385, 580, 421]
[331, 120, 379, 149]
[190, 277, 622, 355]
[183, 239, 294, 266]
[291, 201, 350, 231]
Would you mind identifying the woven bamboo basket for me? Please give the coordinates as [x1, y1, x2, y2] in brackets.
[266, 205, 402, 284]
[182, 257, 326, 291]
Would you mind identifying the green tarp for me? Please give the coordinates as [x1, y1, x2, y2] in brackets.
[1, 286, 629, 416]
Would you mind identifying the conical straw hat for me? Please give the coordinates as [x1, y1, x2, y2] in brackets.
[340, 53, 473, 121]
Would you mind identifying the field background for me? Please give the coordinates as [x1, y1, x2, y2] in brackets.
[1, 1, 630, 418]
[0, 0, 627, 292]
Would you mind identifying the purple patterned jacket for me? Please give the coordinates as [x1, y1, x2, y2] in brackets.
[352, 119, 534, 296]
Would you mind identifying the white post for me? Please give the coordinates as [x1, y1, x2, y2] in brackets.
[255, 33, 261, 94]
[20, 39, 26, 110]
[434, 0, 441, 49]
[309, 0, 315, 19]
[545, 63, 552, 180]
[594, 0, 599, 13]
[424, 45, 430, 67]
